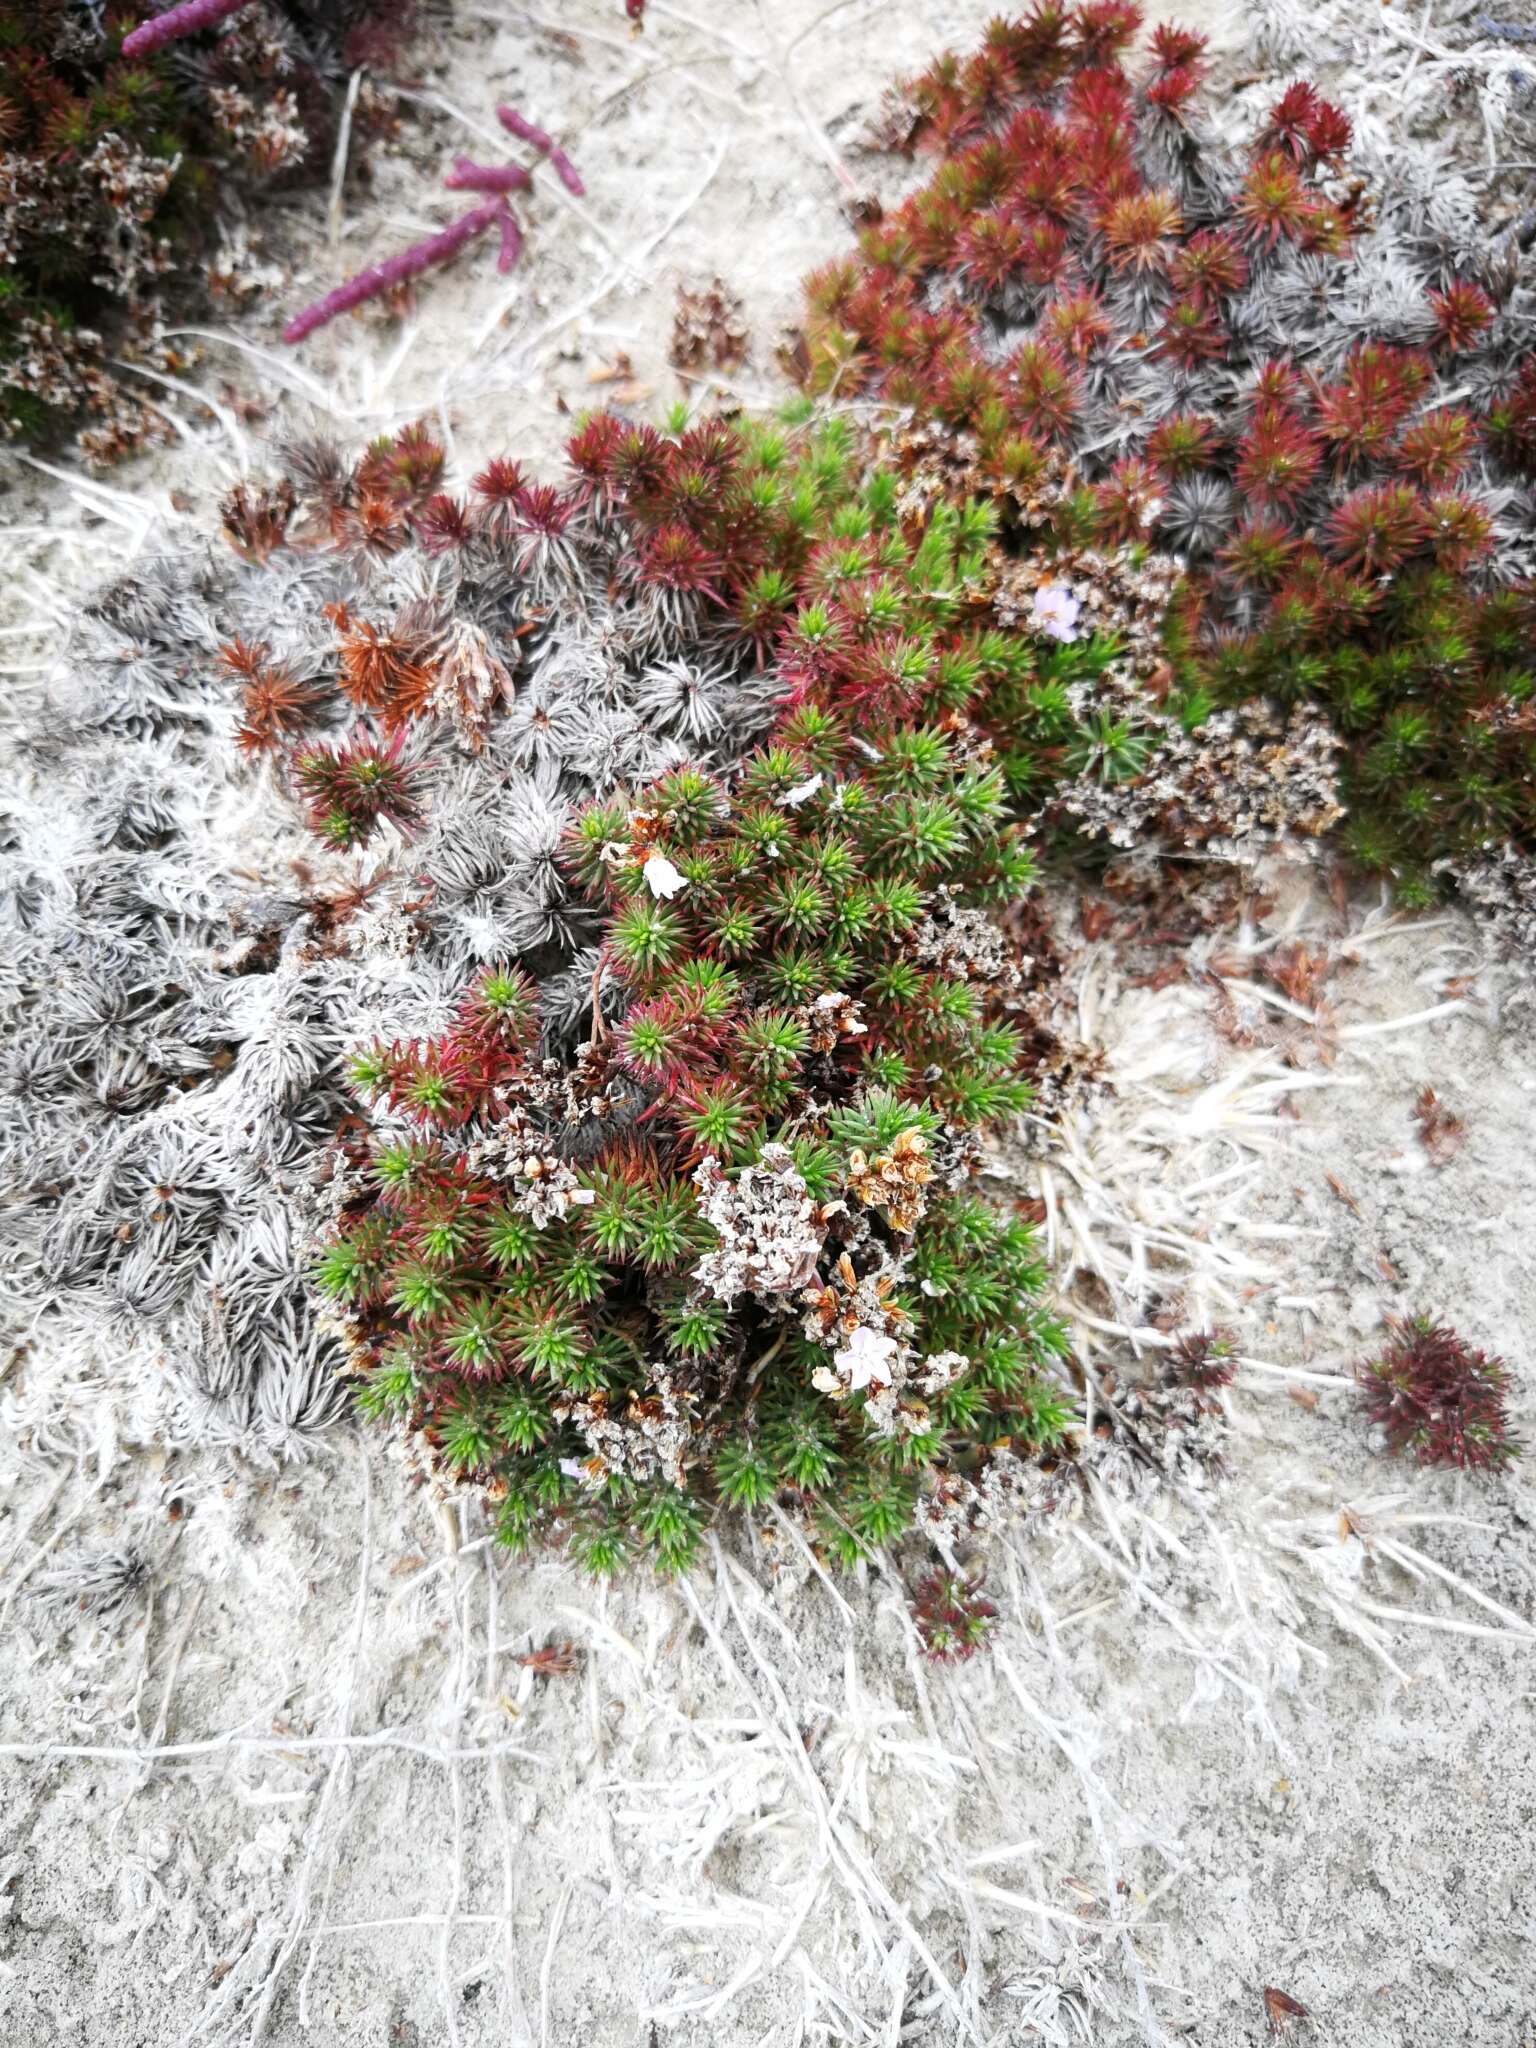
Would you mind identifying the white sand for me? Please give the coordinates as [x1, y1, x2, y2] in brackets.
[2, 5, 1532, 2044]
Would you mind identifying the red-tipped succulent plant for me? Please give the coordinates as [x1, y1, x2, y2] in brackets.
[1358, 1315, 1521, 1472]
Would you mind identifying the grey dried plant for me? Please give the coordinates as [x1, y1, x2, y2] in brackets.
[0, 424, 779, 1458]
[30, 1548, 149, 1621]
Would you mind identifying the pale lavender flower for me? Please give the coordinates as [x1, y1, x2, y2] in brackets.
[1030, 583, 1082, 642]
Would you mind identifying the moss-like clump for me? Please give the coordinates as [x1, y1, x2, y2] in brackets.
[795, 2, 1536, 894]
[309, 423, 1074, 1572]
[199, 9, 1536, 1572]
[1358, 1314, 1521, 1471]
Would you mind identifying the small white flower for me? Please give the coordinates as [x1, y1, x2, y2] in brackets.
[779, 771, 823, 808]
[643, 851, 688, 900]
[1030, 583, 1082, 643]
[834, 1324, 899, 1391]
[812, 991, 867, 1037]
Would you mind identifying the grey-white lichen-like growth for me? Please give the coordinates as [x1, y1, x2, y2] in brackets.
[1056, 699, 1345, 860]
[693, 1145, 832, 1304]
[996, 543, 1348, 866]
[1242, 0, 1536, 189]
[1438, 841, 1536, 958]
[1081, 1375, 1232, 1500]
[0, 445, 778, 1458]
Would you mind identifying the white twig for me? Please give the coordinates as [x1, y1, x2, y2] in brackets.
[538, 1880, 573, 2048]
[328, 68, 365, 249]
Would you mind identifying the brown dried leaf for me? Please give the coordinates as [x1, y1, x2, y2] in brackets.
[670, 278, 749, 373]
[776, 326, 812, 384]
[588, 353, 633, 385]
[1266, 941, 1332, 1008]
[1263, 1986, 1311, 2034]
[1324, 1172, 1361, 1217]
[1412, 1085, 1464, 1166]
[1131, 958, 1190, 993]
[1202, 968, 1256, 1047]
[517, 1641, 579, 1678]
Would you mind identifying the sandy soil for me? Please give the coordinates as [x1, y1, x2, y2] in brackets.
[0, 0, 1243, 609]
[2, 4, 1533, 2045]
[4, 881, 1532, 2048]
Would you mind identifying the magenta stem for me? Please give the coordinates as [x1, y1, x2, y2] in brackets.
[122, 0, 252, 58]
[547, 149, 586, 198]
[494, 104, 586, 196]
[444, 156, 532, 195]
[283, 199, 507, 345]
[497, 212, 524, 274]
[496, 103, 554, 154]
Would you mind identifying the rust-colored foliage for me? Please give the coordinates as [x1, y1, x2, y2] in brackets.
[329, 608, 437, 727]
[516, 1641, 580, 1677]
[792, 4, 1536, 894]
[1357, 1314, 1520, 1471]
[1411, 1086, 1464, 1166]
[911, 1569, 999, 1660]
[1167, 1327, 1238, 1393]
[222, 637, 327, 756]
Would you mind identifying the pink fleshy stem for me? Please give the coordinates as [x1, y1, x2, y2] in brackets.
[121, 0, 253, 59]
[282, 198, 507, 345]
[495, 102, 586, 198]
[547, 148, 586, 199]
[495, 103, 554, 154]
[497, 211, 524, 274]
[444, 156, 532, 195]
